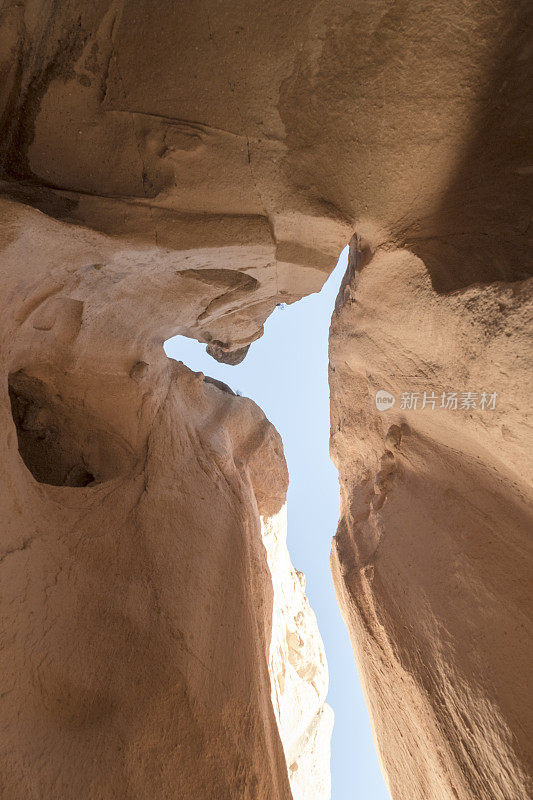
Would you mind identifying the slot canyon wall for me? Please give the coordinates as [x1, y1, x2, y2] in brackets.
[0, 197, 333, 798]
[0, 1, 531, 799]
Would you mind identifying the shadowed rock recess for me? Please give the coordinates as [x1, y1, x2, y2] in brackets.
[0, 2, 531, 799]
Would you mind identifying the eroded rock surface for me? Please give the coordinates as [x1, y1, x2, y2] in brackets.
[263, 508, 334, 800]
[0, 193, 333, 797]
[326, 3, 532, 798]
[0, 1, 532, 799]
[0, 0, 351, 362]
[0, 2, 343, 795]
[330, 241, 532, 800]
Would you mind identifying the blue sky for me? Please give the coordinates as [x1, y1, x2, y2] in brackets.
[164, 247, 390, 800]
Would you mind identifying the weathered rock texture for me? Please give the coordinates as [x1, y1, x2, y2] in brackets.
[0, 193, 334, 797]
[0, 0, 532, 799]
[263, 508, 334, 800]
[0, 0, 351, 360]
[0, 2, 340, 796]
[0, 198, 327, 800]
[326, 1, 533, 797]
[330, 241, 532, 800]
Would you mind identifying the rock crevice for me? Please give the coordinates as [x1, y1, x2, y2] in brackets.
[0, 1, 531, 799]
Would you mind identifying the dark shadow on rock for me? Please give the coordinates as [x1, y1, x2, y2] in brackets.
[202, 376, 236, 396]
[206, 342, 250, 365]
[400, 0, 533, 293]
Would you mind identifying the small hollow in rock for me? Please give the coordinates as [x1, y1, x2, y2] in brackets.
[8, 370, 134, 487]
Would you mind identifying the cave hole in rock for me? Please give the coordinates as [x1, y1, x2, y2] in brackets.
[164, 247, 391, 800]
[8, 370, 134, 488]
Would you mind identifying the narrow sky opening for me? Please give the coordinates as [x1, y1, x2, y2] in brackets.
[164, 247, 390, 800]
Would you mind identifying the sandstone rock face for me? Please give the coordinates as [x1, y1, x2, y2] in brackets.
[0, 3, 342, 795]
[327, 1, 533, 792]
[0, 194, 333, 797]
[0, 0, 351, 362]
[263, 508, 334, 800]
[1, 1, 532, 799]
[330, 241, 532, 800]
[326, 4, 533, 798]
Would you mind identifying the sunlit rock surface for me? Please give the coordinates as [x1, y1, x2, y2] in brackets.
[0, 0, 342, 791]
[0, 189, 334, 797]
[329, 221, 532, 800]
[263, 507, 334, 800]
[325, 1, 532, 796]
[1, 1, 532, 799]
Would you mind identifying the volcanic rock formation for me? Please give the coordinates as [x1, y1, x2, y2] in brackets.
[0, 1, 532, 799]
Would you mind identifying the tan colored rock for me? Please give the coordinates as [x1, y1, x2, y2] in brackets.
[263, 508, 334, 800]
[0, 2, 343, 793]
[325, 2, 533, 797]
[0, 0, 532, 798]
[330, 241, 532, 800]
[0, 191, 335, 796]
[0, 0, 351, 364]
[2, 299, 287, 797]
